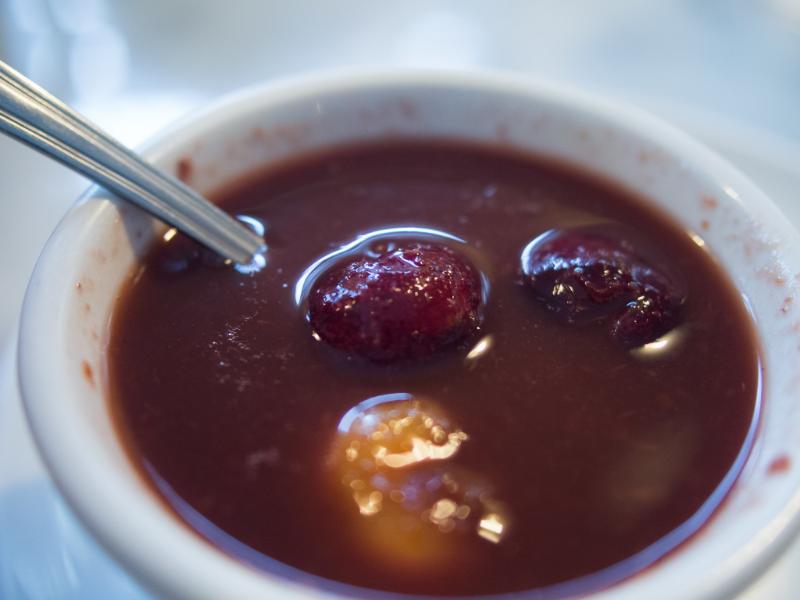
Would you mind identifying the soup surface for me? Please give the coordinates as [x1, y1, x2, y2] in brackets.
[110, 141, 759, 596]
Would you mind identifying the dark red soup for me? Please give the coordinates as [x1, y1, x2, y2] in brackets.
[110, 141, 760, 597]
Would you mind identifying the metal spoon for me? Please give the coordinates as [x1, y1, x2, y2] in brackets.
[0, 60, 265, 266]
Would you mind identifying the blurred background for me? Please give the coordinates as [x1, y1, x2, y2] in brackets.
[1, 1, 799, 598]
[2, 1, 800, 137]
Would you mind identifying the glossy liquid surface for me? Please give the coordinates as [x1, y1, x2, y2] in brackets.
[110, 142, 759, 596]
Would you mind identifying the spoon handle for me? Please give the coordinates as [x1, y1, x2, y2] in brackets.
[0, 61, 264, 266]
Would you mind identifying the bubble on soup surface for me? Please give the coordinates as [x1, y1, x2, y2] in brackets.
[329, 394, 509, 570]
[308, 242, 483, 361]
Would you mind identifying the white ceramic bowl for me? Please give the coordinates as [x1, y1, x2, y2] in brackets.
[18, 71, 800, 600]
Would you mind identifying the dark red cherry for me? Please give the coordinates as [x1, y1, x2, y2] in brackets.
[154, 232, 227, 275]
[522, 232, 637, 323]
[308, 242, 483, 361]
[521, 229, 684, 348]
[611, 293, 681, 349]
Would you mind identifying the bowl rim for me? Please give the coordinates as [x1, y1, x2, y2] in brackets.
[17, 68, 800, 600]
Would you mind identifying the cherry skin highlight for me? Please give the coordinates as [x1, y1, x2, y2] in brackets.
[308, 242, 483, 361]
